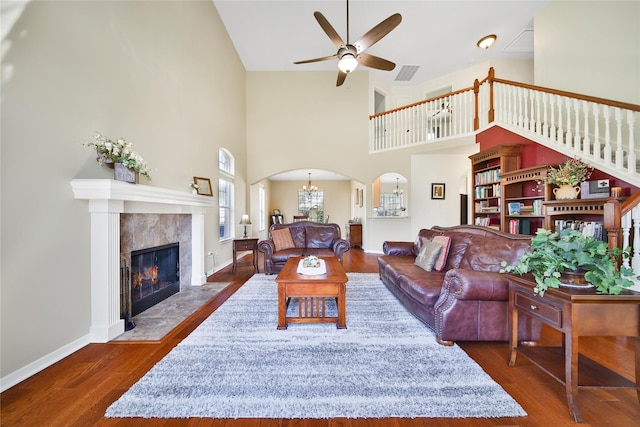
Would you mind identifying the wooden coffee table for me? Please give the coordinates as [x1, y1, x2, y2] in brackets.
[275, 256, 348, 329]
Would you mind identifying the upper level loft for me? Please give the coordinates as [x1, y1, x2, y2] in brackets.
[370, 68, 640, 188]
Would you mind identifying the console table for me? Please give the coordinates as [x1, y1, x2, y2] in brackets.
[507, 275, 640, 422]
[232, 238, 259, 273]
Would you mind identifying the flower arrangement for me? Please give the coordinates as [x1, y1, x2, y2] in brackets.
[84, 132, 152, 180]
[545, 158, 592, 186]
[189, 182, 199, 190]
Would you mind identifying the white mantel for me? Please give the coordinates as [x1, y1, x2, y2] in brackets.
[71, 179, 217, 342]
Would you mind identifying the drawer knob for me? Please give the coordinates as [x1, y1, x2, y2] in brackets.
[530, 304, 538, 311]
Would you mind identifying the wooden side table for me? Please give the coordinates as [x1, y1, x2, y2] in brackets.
[507, 274, 640, 422]
[232, 238, 259, 273]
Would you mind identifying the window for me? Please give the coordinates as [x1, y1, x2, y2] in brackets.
[297, 190, 324, 223]
[219, 149, 234, 240]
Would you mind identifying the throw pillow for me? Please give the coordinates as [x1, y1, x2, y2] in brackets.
[414, 240, 442, 272]
[271, 228, 295, 251]
[432, 235, 452, 272]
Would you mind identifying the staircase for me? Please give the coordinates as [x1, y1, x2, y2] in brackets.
[370, 68, 640, 290]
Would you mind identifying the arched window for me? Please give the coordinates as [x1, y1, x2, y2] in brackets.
[219, 149, 234, 240]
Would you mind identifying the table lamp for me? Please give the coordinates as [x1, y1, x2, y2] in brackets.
[239, 214, 251, 238]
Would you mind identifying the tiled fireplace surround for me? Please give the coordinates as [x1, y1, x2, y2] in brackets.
[71, 179, 217, 342]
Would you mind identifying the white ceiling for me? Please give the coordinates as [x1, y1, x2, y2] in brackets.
[214, 0, 547, 86]
[214, 1, 548, 182]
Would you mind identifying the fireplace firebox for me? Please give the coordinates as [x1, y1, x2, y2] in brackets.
[130, 242, 180, 316]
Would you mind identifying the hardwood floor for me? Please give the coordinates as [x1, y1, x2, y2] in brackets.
[2, 249, 639, 426]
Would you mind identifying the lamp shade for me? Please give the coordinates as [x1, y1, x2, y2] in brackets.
[338, 54, 358, 73]
[239, 214, 251, 225]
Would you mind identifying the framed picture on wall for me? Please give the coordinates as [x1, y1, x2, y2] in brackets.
[193, 176, 213, 196]
[359, 189, 364, 207]
[431, 183, 445, 200]
[354, 189, 359, 205]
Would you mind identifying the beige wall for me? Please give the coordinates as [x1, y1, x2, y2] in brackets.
[535, 1, 640, 104]
[1, 1, 245, 381]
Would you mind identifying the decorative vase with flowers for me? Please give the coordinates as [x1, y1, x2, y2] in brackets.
[84, 132, 152, 181]
[545, 157, 592, 199]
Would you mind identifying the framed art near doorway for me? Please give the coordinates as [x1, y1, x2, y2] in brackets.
[431, 183, 445, 200]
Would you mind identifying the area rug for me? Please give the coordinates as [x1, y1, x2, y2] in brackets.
[106, 273, 526, 419]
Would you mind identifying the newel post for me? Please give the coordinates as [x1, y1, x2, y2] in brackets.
[473, 79, 480, 130]
[604, 196, 623, 255]
[488, 67, 495, 124]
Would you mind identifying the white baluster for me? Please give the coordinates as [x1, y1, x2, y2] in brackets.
[549, 93, 557, 143]
[592, 103, 601, 163]
[622, 210, 631, 269]
[542, 92, 549, 138]
[565, 97, 573, 148]
[556, 95, 564, 145]
[573, 98, 581, 151]
[528, 89, 535, 131]
[604, 105, 612, 165]
[615, 107, 623, 170]
[519, 87, 525, 129]
[632, 205, 640, 279]
[627, 109, 636, 174]
[582, 100, 590, 157]
[535, 90, 542, 135]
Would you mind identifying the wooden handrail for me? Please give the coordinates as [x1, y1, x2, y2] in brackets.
[621, 190, 640, 216]
[492, 76, 640, 113]
[368, 86, 474, 119]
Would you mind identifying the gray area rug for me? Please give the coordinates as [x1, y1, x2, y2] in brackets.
[106, 273, 526, 419]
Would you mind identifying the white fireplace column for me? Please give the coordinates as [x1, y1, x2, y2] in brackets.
[89, 199, 125, 342]
[71, 179, 217, 342]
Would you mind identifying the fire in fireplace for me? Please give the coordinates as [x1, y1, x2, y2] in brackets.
[129, 242, 180, 316]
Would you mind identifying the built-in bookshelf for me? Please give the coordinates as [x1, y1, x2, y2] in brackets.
[543, 199, 610, 241]
[470, 144, 521, 230]
[501, 164, 554, 235]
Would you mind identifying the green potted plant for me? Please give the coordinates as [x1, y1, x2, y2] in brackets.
[501, 228, 636, 296]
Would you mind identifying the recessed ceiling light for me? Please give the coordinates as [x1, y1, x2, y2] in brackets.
[477, 34, 497, 49]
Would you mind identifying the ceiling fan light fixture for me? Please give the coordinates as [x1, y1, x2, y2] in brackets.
[338, 54, 358, 73]
[477, 34, 497, 49]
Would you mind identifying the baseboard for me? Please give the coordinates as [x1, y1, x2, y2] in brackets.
[0, 334, 91, 392]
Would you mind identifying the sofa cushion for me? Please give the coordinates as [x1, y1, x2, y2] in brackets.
[432, 235, 451, 272]
[271, 228, 295, 251]
[458, 234, 531, 272]
[288, 226, 306, 248]
[414, 240, 442, 271]
[306, 226, 335, 249]
[271, 248, 304, 263]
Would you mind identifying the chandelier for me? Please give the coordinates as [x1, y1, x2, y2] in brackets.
[303, 172, 318, 199]
[393, 178, 403, 196]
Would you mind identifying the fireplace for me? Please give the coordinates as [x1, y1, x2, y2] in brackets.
[129, 243, 180, 316]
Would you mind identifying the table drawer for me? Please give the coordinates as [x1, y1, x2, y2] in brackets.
[235, 241, 256, 251]
[515, 291, 562, 328]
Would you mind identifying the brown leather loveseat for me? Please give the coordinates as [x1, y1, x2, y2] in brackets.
[258, 221, 350, 274]
[378, 225, 541, 345]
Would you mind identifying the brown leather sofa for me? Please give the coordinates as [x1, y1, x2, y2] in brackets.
[258, 221, 350, 274]
[378, 225, 542, 345]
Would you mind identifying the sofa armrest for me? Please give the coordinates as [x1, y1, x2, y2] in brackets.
[438, 269, 510, 302]
[382, 241, 415, 256]
[258, 240, 275, 256]
[332, 238, 350, 262]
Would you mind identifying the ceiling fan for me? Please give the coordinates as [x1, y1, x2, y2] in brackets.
[294, 0, 402, 87]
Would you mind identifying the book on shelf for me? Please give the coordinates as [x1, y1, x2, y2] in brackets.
[554, 220, 606, 241]
[474, 169, 501, 185]
[509, 219, 531, 235]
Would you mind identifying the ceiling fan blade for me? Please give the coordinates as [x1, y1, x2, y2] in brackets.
[357, 53, 396, 71]
[336, 71, 347, 87]
[353, 13, 402, 53]
[294, 54, 337, 65]
[314, 11, 345, 49]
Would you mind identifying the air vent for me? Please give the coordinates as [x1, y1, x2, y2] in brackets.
[395, 65, 420, 82]
[504, 29, 534, 53]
